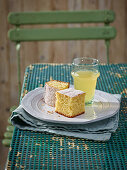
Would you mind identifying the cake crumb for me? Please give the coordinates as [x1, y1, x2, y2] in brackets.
[47, 111, 54, 114]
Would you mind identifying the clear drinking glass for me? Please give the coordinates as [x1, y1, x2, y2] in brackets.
[71, 57, 100, 104]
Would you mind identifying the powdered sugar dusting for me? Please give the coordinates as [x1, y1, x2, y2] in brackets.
[44, 81, 69, 106]
[57, 88, 85, 97]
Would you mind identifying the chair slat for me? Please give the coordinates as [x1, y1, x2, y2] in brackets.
[8, 10, 115, 25]
[8, 26, 116, 42]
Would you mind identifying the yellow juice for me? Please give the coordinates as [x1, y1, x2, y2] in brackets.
[71, 70, 100, 103]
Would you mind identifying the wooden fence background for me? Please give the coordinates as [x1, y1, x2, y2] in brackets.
[0, 0, 127, 138]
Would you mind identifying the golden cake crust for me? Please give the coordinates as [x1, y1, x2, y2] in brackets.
[55, 110, 85, 118]
[46, 80, 70, 89]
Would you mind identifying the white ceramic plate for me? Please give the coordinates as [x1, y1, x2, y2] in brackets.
[21, 87, 120, 124]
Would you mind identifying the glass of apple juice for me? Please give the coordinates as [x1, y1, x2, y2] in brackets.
[71, 57, 100, 104]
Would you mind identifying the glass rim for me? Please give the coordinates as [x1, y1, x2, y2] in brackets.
[72, 57, 99, 66]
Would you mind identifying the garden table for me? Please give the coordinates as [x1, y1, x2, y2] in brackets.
[7, 63, 127, 169]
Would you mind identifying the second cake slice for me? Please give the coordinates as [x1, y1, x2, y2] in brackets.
[45, 80, 69, 107]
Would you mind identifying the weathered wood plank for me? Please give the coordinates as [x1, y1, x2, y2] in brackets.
[50, 0, 68, 64]
[125, 0, 127, 61]
[37, 0, 52, 64]
[0, 139, 9, 169]
[22, 0, 39, 79]
[8, 0, 23, 105]
[67, 0, 83, 63]
[82, 0, 98, 60]
[110, 0, 126, 63]
[97, 0, 114, 63]
[0, 0, 11, 138]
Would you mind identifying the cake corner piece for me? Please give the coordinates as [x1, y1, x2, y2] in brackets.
[55, 88, 85, 118]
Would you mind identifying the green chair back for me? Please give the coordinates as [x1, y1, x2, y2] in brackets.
[8, 10, 116, 97]
[8, 10, 116, 41]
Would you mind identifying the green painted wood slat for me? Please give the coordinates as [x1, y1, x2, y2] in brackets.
[8, 26, 116, 42]
[8, 10, 115, 25]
